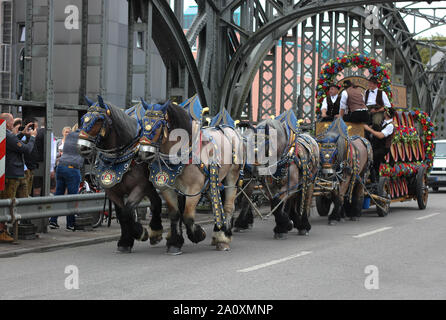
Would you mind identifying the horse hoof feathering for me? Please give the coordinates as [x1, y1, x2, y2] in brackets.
[211, 237, 217, 246]
[166, 246, 183, 256]
[298, 230, 309, 236]
[274, 233, 288, 240]
[216, 243, 231, 251]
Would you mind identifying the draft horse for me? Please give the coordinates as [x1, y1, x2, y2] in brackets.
[77, 97, 163, 253]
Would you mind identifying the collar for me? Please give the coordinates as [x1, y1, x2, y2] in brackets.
[330, 94, 338, 100]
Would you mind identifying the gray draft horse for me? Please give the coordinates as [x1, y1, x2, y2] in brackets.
[236, 118, 320, 239]
[315, 118, 372, 224]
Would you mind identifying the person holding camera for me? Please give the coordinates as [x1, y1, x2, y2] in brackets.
[0, 113, 37, 243]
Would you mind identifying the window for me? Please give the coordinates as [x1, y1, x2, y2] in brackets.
[136, 32, 144, 49]
[19, 25, 26, 43]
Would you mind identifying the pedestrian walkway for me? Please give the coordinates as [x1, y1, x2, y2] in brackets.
[0, 213, 214, 258]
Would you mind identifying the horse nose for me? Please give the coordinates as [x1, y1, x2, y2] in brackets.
[77, 139, 95, 157]
[138, 144, 158, 162]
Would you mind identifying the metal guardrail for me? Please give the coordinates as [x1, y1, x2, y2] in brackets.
[0, 193, 151, 224]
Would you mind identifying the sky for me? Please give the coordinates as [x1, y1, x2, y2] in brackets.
[178, 0, 446, 38]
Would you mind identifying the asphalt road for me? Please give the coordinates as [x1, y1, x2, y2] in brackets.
[1, 192, 446, 300]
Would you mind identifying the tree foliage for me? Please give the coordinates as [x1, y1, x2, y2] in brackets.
[416, 34, 446, 66]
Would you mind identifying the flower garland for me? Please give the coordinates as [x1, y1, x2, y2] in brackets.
[316, 53, 393, 114]
[380, 162, 428, 179]
[379, 110, 436, 178]
[410, 109, 436, 167]
[392, 127, 418, 144]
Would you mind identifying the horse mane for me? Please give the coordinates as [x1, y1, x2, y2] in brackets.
[106, 102, 138, 144]
[166, 102, 192, 136]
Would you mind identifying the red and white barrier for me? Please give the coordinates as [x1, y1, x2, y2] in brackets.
[0, 119, 5, 191]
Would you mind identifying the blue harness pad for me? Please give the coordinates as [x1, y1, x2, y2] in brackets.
[149, 160, 186, 188]
[316, 118, 349, 143]
[94, 157, 133, 188]
[210, 109, 236, 129]
[180, 95, 203, 123]
[276, 109, 300, 134]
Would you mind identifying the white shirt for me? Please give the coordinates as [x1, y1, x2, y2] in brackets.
[365, 88, 391, 108]
[321, 94, 339, 111]
[381, 119, 394, 138]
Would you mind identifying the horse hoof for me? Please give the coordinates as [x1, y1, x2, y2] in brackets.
[216, 242, 230, 251]
[166, 246, 183, 256]
[248, 224, 254, 230]
[140, 228, 149, 242]
[274, 233, 287, 240]
[117, 246, 132, 253]
[150, 235, 163, 245]
[298, 230, 309, 236]
[350, 217, 359, 221]
[328, 220, 337, 226]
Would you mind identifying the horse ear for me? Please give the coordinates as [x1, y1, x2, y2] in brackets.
[97, 95, 105, 109]
[85, 96, 94, 107]
[97, 95, 111, 116]
[161, 101, 170, 114]
[141, 98, 149, 110]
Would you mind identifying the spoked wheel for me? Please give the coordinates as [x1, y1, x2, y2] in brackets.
[376, 177, 391, 217]
[416, 167, 429, 210]
[316, 195, 331, 217]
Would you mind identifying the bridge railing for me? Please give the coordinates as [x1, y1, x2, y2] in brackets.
[0, 193, 151, 242]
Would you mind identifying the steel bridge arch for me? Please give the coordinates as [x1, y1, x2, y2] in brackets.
[216, 0, 441, 118]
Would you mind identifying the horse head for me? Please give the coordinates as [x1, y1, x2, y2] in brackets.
[77, 95, 113, 157]
[316, 118, 348, 177]
[138, 99, 171, 161]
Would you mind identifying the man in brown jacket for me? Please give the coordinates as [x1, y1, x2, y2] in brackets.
[338, 80, 370, 123]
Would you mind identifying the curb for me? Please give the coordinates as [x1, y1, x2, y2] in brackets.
[0, 218, 215, 259]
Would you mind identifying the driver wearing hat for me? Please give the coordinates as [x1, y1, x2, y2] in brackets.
[365, 76, 392, 131]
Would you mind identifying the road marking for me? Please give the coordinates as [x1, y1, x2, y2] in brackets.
[353, 227, 393, 238]
[416, 212, 441, 220]
[237, 251, 312, 273]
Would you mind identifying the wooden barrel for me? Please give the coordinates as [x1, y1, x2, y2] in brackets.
[404, 141, 412, 161]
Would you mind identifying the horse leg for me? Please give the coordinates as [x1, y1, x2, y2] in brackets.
[272, 197, 293, 240]
[147, 184, 163, 245]
[106, 190, 134, 253]
[123, 185, 152, 244]
[234, 183, 254, 231]
[297, 183, 314, 235]
[183, 194, 207, 244]
[162, 190, 184, 255]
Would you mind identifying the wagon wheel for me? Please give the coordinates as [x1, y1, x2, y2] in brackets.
[416, 166, 429, 210]
[316, 195, 331, 217]
[376, 177, 391, 217]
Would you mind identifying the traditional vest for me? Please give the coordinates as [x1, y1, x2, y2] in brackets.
[365, 89, 384, 107]
[372, 121, 394, 150]
[346, 87, 367, 113]
[326, 95, 341, 118]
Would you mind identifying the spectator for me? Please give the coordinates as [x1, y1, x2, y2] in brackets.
[49, 128, 84, 231]
[23, 118, 40, 196]
[12, 118, 22, 135]
[0, 113, 37, 243]
[56, 126, 71, 168]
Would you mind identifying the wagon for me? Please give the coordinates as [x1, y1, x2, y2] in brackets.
[313, 110, 433, 218]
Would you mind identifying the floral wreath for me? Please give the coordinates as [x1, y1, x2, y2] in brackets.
[315, 53, 393, 114]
